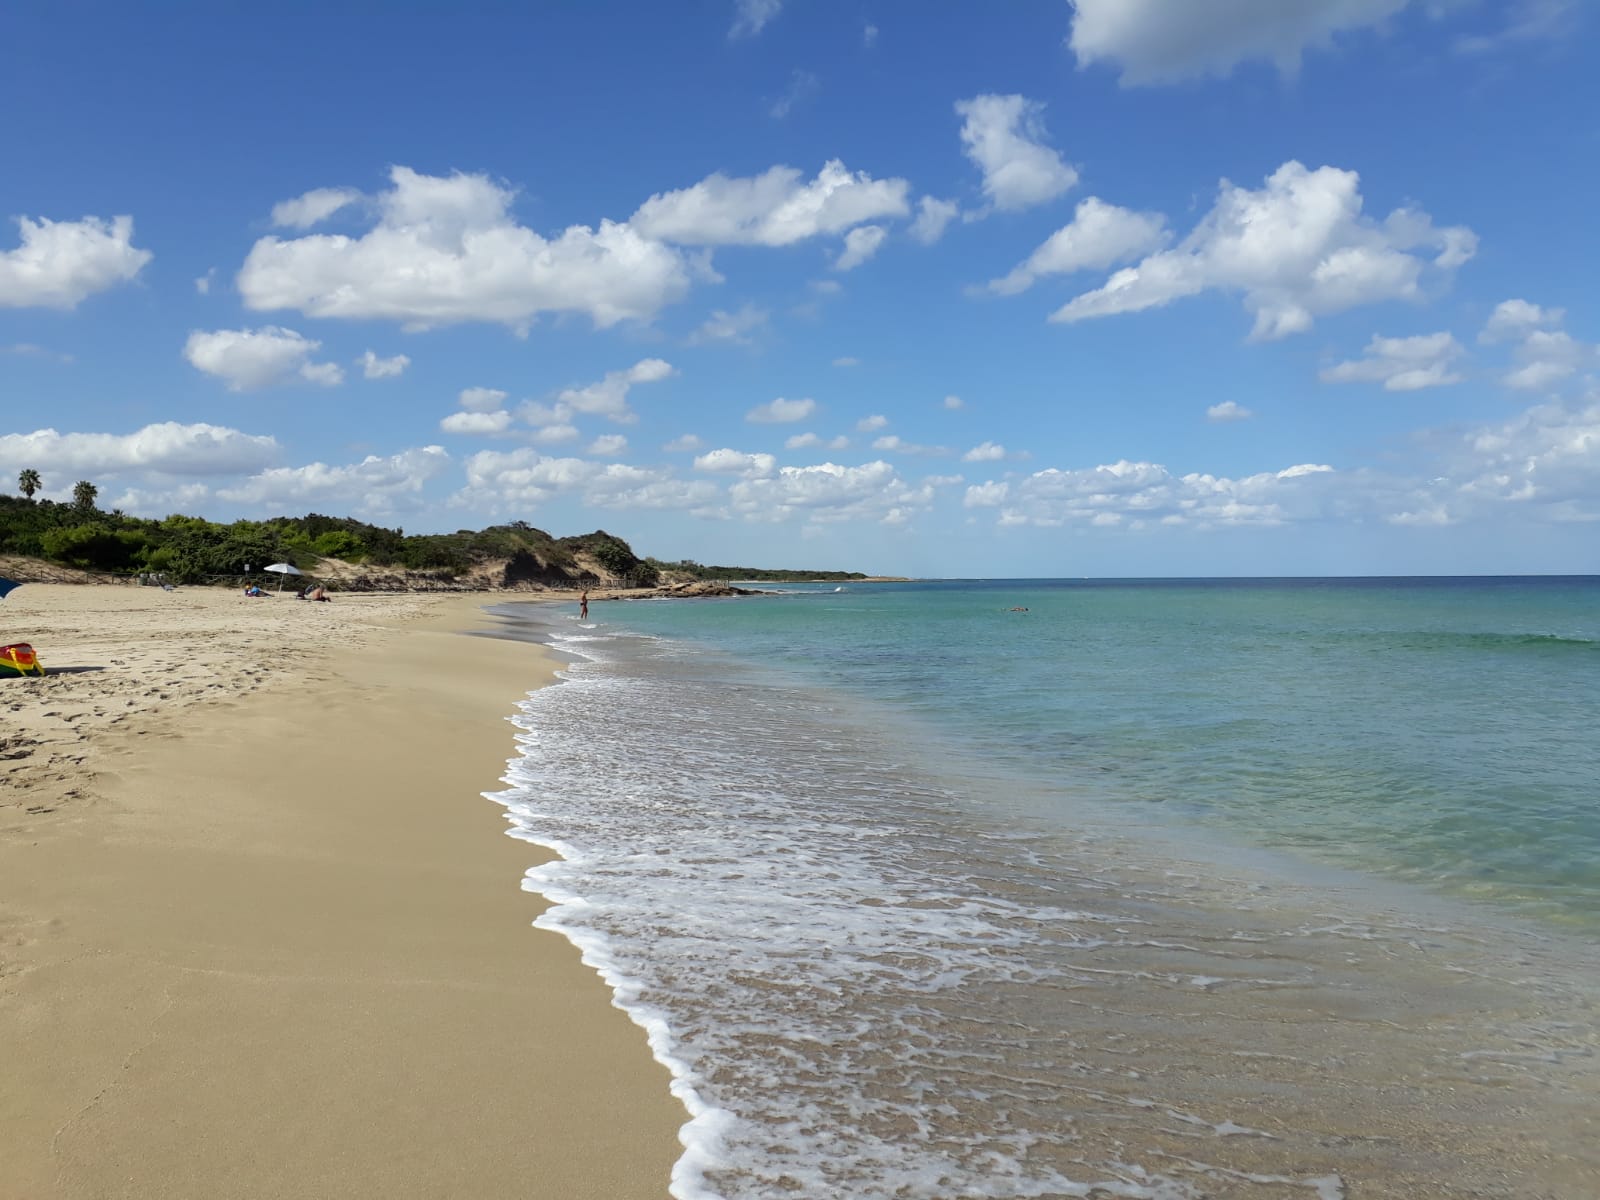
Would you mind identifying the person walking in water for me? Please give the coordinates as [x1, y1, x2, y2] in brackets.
[579, 589, 589, 620]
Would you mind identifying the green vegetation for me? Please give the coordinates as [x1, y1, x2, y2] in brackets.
[0, 476, 709, 587]
[646, 558, 868, 582]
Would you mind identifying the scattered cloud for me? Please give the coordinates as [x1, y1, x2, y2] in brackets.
[1068, 0, 1414, 85]
[441, 410, 513, 435]
[785, 432, 851, 451]
[747, 396, 817, 423]
[461, 448, 720, 514]
[588, 433, 629, 456]
[909, 196, 960, 245]
[1479, 298, 1563, 344]
[770, 69, 820, 119]
[239, 166, 693, 331]
[632, 160, 910, 247]
[532, 423, 581, 445]
[955, 94, 1078, 212]
[270, 186, 362, 229]
[664, 434, 705, 452]
[219, 446, 450, 516]
[689, 304, 769, 345]
[730, 0, 783, 38]
[863, 22, 879, 46]
[965, 458, 1337, 528]
[728, 460, 936, 524]
[986, 197, 1168, 295]
[1052, 161, 1475, 340]
[1, 342, 72, 364]
[1321, 332, 1466, 390]
[871, 434, 947, 456]
[832, 356, 860, 367]
[0, 422, 280, 480]
[0, 214, 152, 309]
[694, 448, 777, 477]
[184, 326, 344, 391]
[549, 358, 676, 425]
[1503, 331, 1590, 391]
[943, 394, 965, 410]
[1478, 301, 1592, 390]
[194, 268, 215, 295]
[857, 414, 889, 432]
[833, 224, 888, 271]
[458, 386, 508, 412]
[1206, 400, 1255, 422]
[962, 441, 1007, 461]
[358, 349, 410, 379]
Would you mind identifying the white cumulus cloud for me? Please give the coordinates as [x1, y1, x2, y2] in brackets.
[1206, 401, 1255, 422]
[440, 410, 513, 435]
[689, 304, 769, 345]
[968, 458, 1338, 529]
[1503, 331, 1590, 391]
[462, 448, 720, 513]
[587, 434, 628, 456]
[963, 441, 1007, 462]
[1480, 298, 1564, 344]
[0, 422, 280, 481]
[664, 434, 705, 452]
[1321, 332, 1466, 391]
[457, 386, 508, 413]
[943, 394, 964, 410]
[910, 197, 960, 245]
[729, 460, 936, 524]
[358, 349, 410, 379]
[694, 448, 777, 477]
[987, 197, 1168, 295]
[857, 414, 889, 432]
[239, 166, 692, 332]
[0, 214, 152, 309]
[184, 326, 344, 391]
[956, 94, 1078, 212]
[834, 224, 888, 271]
[219, 446, 450, 516]
[271, 187, 362, 229]
[1052, 161, 1475, 340]
[1068, 0, 1414, 84]
[632, 160, 910, 247]
[554, 358, 675, 425]
[747, 396, 817, 423]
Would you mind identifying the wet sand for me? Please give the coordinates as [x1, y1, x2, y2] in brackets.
[0, 584, 680, 1199]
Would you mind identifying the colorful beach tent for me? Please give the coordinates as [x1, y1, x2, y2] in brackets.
[1, 643, 43, 677]
[0, 580, 45, 676]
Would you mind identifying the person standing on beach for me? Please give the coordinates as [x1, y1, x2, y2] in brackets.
[580, 590, 589, 620]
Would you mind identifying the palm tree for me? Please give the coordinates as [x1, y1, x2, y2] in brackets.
[17, 468, 40, 500]
[71, 480, 98, 511]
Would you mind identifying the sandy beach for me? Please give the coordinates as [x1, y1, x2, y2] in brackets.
[0, 584, 680, 1199]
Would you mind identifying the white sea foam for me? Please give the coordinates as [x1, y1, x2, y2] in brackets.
[484, 615, 1600, 1199]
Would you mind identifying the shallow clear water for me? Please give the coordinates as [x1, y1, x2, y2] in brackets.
[585, 578, 1600, 930]
[485, 579, 1600, 1199]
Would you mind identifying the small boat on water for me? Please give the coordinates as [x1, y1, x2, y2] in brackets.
[1, 642, 44, 678]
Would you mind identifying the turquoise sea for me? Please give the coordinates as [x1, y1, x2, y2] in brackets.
[487, 578, 1600, 1199]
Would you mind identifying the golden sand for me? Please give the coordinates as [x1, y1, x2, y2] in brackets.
[0, 584, 679, 1199]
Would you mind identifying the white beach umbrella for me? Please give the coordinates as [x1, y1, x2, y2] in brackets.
[263, 562, 303, 593]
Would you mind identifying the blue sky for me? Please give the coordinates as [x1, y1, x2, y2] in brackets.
[3, 0, 1597, 577]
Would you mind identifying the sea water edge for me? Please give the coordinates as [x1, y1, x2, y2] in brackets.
[482, 580, 1600, 1200]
